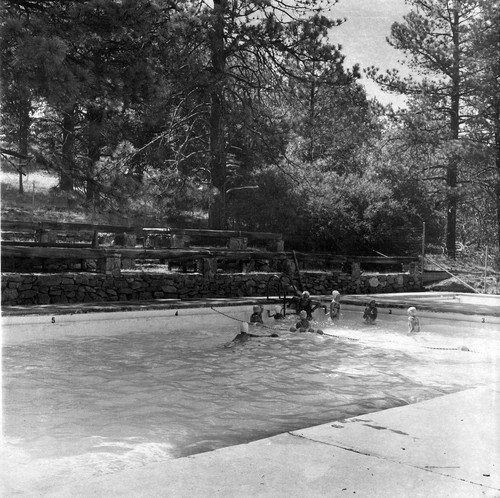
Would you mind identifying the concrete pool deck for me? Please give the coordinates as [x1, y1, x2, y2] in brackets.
[30, 383, 499, 497]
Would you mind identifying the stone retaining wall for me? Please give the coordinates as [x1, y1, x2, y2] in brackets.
[1, 271, 422, 306]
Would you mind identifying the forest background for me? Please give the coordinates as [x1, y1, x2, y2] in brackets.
[1, 0, 499, 265]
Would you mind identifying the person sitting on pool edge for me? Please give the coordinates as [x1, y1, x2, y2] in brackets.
[267, 305, 285, 320]
[407, 306, 420, 334]
[224, 321, 278, 347]
[328, 290, 341, 320]
[290, 310, 324, 334]
[250, 305, 264, 324]
[363, 300, 378, 324]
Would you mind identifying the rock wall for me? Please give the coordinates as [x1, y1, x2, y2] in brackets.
[1, 270, 422, 306]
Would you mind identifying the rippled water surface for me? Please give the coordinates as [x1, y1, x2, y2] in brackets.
[2, 309, 498, 490]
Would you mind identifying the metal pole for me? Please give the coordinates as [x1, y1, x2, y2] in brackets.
[484, 245, 488, 293]
[421, 222, 426, 283]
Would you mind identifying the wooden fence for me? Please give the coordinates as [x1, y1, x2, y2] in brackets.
[1, 220, 419, 276]
[1, 220, 284, 249]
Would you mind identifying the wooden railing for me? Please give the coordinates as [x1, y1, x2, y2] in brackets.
[0, 220, 284, 250]
[1, 219, 419, 276]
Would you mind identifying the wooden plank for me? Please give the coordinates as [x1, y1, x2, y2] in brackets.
[171, 228, 283, 241]
[1, 246, 112, 259]
[1, 243, 419, 265]
[1, 221, 283, 241]
[294, 253, 416, 264]
[1, 241, 93, 248]
[1, 220, 139, 234]
[343, 255, 416, 263]
[0, 245, 279, 261]
[119, 248, 288, 260]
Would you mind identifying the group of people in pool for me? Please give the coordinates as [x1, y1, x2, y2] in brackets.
[226, 290, 421, 346]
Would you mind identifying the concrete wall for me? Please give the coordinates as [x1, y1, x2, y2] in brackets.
[1, 270, 422, 306]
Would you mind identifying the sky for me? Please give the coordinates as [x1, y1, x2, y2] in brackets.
[327, 0, 410, 106]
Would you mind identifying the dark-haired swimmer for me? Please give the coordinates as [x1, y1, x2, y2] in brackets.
[250, 305, 264, 324]
[363, 300, 378, 324]
[224, 322, 278, 347]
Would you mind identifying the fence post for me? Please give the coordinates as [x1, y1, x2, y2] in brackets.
[201, 257, 217, 277]
[351, 261, 360, 279]
[97, 251, 122, 275]
[228, 236, 247, 249]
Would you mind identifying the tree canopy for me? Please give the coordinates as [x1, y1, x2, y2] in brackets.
[1, 0, 498, 256]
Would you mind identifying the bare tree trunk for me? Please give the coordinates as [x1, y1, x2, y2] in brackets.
[61, 104, 76, 191]
[446, 7, 461, 259]
[85, 106, 104, 208]
[18, 97, 30, 194]
[307, 70, 317, 163]
[208, 0, 227, 230]
[495, 102, 500, 250]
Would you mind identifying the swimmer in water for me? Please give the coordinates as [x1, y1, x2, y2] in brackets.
[289, 311, 324, 334]
[328, 290, 341, 320]
[249, 305, 264, 324]
[268, 305, 285, 320]
[224, 322, 278, 347]
[363, 300, 378, 324]
[407, 306, 420, 334]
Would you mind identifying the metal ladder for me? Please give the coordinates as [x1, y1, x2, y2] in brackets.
[265, 274, 298, 317]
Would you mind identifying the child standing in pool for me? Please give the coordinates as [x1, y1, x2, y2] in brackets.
[328, 290, 341, 320]
[250, 305, 264, 324]
[363, 300, 378, 323]
[407, 307, 420, 334]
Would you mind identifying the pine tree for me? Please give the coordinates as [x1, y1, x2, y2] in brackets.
[367, 0, 485, 258]
[467, 0, 500, 248]
[199, 0, 345, 229]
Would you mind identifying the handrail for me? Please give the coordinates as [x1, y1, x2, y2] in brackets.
[266, 273, 298, 317]
[279, 274, 298, 317]
[266, 274, 283, 301]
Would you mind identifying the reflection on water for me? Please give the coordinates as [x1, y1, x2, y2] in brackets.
[2, 313, 497, 490]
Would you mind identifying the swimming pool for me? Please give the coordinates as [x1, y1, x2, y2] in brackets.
[2, 304, 499, 494]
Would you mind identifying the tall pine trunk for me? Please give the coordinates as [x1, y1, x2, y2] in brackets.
[495, 102, 500, 250]
[17, 97, 30, 194]
[60, 104, 76, 191]
[85, 106, 103, 208]
[208, 0, 227, 230]
[445, 7, 461, 259]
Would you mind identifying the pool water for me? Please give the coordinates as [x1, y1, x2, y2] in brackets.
[2, 306, 498, 492]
